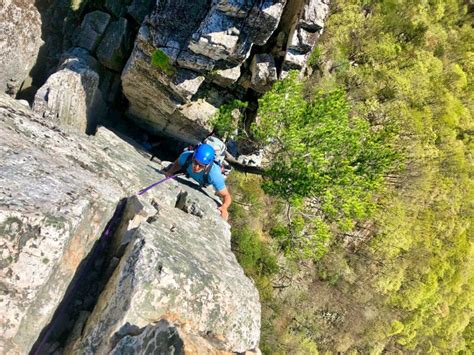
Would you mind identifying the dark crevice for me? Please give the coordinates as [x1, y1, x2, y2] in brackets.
[29, 198, 131, 355]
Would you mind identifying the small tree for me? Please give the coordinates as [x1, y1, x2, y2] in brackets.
[253, 71, 398, 259]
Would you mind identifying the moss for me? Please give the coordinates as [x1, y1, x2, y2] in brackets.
[45, 215, 67, 229]
[151, 49, 176, 76]
[1, 217, 40, 249]
[0, 217, 23, 241]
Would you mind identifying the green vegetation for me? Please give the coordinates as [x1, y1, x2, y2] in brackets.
[151, 49, 176, 76]
[227, 172, 280, 301]
[225, 0, 473, 353]
[211, 99, 248, 138]
[253, 71, 399, 261]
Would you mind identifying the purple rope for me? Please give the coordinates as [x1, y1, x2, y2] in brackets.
[137, 173, 181, 195]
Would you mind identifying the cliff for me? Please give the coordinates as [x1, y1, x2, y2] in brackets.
[0, 93, 260, 354]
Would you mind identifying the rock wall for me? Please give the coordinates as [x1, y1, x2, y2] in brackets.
[0, 93, 260, 354]
[121, 0, 330, 142]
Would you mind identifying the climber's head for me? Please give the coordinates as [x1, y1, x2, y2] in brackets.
[192, 144, 215, 172]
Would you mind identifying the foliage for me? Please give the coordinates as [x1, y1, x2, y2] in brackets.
[151, 49, 175, 76]
[252, 71, 398, 260]
[227, 0, 472, 353]
[227, 172, 279, 299]
[300, 0, 474, 352]
[211, 99, 248, 138]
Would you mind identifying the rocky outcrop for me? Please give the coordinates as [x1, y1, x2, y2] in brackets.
[281, 0, 329, 75]
[32, 48, 105, 133]
[73, 210, 259, 353]
[0, 0, 43, 96]
[0, 93, 260, 354]
[121, 0, 330, 142]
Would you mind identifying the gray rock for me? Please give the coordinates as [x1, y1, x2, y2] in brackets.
[244, 0, 286, 45]
[300, 0, 330, 32]
[281, 0, 329, 75]
[216, 0, 253, 18]
[175, 191, 204, 218]
[189, 10, 243, 61]
[250, 54, 277, 92]
[121, 0, 328, 143]
[73, 209, 260, 353]
[177, 51, 216, 72]
[75, 11, 111, 53]
[0, 96, 126, 354]
[0, 0, 43, 96]
[169, 70, 206, 100]
[96, 18, 131, 72]
[281, 49, 309, 72]
[126, 0, 155, 24]
[16, 99, 30, 108]
[105, 0, 131, 18]
[0, 93, 260, 354]
[212, 65, 242, 87]
[237, 150, 264, 167]
[288, 25, 321, 53]
[110, 320, 226, 353]
[99, 70, 122, 104]
[32, 48, 101, 132]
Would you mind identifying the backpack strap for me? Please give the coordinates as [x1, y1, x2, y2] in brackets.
[202, 164, 212, 188]
[182, 153, 193, 174]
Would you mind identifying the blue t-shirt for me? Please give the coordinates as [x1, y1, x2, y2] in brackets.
[178, 151, 226, 191]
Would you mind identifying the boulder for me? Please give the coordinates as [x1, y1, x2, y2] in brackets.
[300, 0, 330, 31]
[97, 18, 131, 72]
[0, 0, 43, 96]
[281, 0, 329, 75]
[250, 54, 277, 93]
[32, 48, 102, 132]
[243, 0, 286, 45]
[75, 11, 111, 53]
[212, 65, 242, 87]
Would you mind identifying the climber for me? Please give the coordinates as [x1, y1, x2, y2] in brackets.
[165, 143, 232, 221]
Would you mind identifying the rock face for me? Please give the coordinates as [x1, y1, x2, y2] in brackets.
[121, 0, 330, 142]
[74, 211, 259, 353]
[0, 93, 260, 354]
[75, 11, 112, 52]
[0, 0, 43, 96]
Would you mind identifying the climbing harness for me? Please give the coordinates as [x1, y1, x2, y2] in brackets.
[137, 173, 183, 195]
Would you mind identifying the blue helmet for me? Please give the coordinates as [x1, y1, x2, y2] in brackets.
[193, 143, 215, 165]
